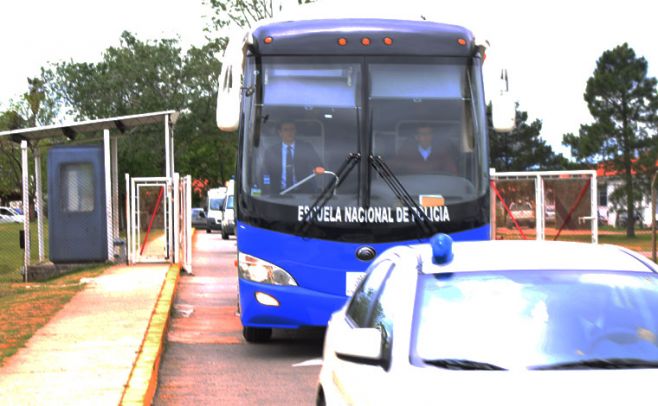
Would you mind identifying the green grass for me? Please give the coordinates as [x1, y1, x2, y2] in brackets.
[0, 221, 50, 284]
[0, 220, 115, 365]
[0, 265, 108, 365]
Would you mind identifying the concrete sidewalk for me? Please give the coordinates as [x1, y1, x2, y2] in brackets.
[0, 263, 179, 406]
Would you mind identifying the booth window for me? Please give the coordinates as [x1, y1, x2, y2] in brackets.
[61, 163, 95, 212]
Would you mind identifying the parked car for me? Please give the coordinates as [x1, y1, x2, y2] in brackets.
[191, 208, 207, 230]
[617, 211, 643, 228]
[0, 206, 24, 223]
[506, 201, 535, 228]
[545, 204, 556, 225]
[220, 194, 235, 240]
[317, 235, 658, 405]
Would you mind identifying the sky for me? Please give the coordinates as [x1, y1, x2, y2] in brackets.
[1, 0, 656, 157]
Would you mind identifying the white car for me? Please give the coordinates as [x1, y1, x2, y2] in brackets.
[507, 201, 535, 228]
[220, 194, 235, 240]
[0, 206, 24, 223]
[317, 235, 658, 405]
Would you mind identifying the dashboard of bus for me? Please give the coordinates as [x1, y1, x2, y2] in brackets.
[236, 55, 489, 242]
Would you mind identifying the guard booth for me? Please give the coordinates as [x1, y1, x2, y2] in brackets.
[0, 111, 193, 281]
[48, 145, 107, 263]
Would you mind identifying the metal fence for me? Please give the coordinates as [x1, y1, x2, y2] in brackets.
[0, 111, 192, 283]
[491, 170, 598, 243]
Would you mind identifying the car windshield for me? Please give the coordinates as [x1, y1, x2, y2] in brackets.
[510, 202, 532, 211]
[209, 198, 224, 211]
[411, 270, 658, 370]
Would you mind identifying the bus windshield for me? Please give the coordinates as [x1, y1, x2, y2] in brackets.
[240, 55, 487, 241]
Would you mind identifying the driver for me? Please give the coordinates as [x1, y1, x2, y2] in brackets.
[262, 121, 322, 194]
[395, 125, 458, 175]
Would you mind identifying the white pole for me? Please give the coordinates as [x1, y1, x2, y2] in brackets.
[535, 174, 544, 241]
[21, 141, 30, 282]
[104, 129, 113, 261]
[164, 116, 172, 261]
[489, 168, 496, 240]
[166, 181, 171, 260]
[131, 179, 137, 263]
[165, 115, 171, 179]
[173, 173, 180, 264]
[185, 175, 192, 273]
[169, 116, 175, 177]
[34, 147, 44, 262]
[591, 172, 598, 244]
[111, 136, 119, 244]
[125, 174, 131, 264]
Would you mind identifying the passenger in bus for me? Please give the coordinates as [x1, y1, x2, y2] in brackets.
[395, 125, 458, 175]
[262, 121, 323, 194]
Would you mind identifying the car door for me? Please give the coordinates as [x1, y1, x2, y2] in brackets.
[326, 259, 396, 405]
[0, 207, 17, 223]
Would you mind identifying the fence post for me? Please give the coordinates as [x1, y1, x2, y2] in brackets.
[651, 172, 658, 262]
[21, 140, 30, 282]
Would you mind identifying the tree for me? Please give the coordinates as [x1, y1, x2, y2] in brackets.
[43, 32, 234, 186]
[563, 43, 658, 237]
[489, 104, 568, 172]
[0, 109, 26, 203]
[204, 0, 316, 33]
[0, 78, 57, 204]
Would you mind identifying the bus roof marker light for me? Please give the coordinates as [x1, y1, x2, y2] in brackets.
[264, 36, 273, 44]
[457, 38, 467, 46]
[338, 38, 347, 46]
[430, 233, 454, 265]
[383, 37, 393, 46]
[361, 37, 371, 46]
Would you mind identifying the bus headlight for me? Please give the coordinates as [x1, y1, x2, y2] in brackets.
[238, 252, 298, 286]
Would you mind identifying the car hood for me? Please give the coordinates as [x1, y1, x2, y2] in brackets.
[358, 368, 658, 405]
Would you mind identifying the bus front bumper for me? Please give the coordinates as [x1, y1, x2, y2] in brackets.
[238, 279, 348, 329]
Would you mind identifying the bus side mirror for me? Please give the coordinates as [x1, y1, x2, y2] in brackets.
[217, 30, 249, 132]
[492, 93, 516, 133]
[491, 68, 515, 133]
[216, 62, 242, 132]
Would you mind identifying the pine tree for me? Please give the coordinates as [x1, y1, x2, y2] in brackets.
[563, 43, 658, 237]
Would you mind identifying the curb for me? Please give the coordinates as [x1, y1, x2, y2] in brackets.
[119, 262, 181, 405]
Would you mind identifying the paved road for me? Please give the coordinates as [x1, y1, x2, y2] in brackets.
[154, 232, 325, 405]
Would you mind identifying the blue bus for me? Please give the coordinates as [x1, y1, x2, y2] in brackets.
[217, 14, 513, 342]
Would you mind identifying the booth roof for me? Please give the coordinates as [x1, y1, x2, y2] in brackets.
[0, 110, 179, 143]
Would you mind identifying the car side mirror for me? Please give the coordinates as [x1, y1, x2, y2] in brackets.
[199, 212, 206, 218]
[334, 327, 383, 363]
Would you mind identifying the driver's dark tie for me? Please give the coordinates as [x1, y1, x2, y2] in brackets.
[285, 145, 294, 189]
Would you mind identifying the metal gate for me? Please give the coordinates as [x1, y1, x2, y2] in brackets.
[127, 177, 172, 263]
[178, 175, 193, 273]
[125, 174, 193, 270]
[491, 170, 598, 243]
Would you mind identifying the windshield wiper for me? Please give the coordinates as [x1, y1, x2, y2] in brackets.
[296, 152, 360, 235]
[424, 358, 507, 371]
[369, 155, 438, 236]
[530, 358, 658, 370]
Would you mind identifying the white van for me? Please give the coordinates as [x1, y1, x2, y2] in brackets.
[220, 192, 235, 240]
[206, 187, 227, 233]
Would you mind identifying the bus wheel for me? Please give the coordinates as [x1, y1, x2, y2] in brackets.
[243, 326, 272, 343]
